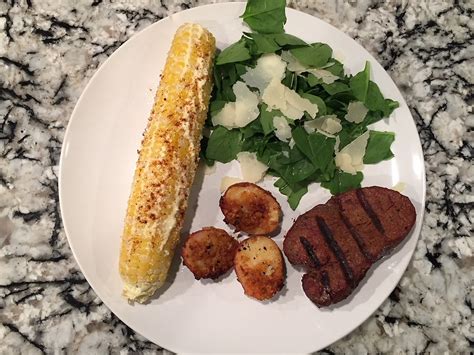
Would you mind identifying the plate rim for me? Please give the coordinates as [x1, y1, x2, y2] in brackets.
[59, 2, 427, 353]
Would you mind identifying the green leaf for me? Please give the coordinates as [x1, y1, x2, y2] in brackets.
[209, 100, 227, 117]
[206, 126, 243, 163]
[241, 119, 263, 139]
[241, 0, 287, 34]
[350, 61, 370, 102]
[325, 60, 344, 76]
[307, 73, 323, 87]
[363, 130, 395, 164]
[337, 124, 367, 150]
[290, 43, 332, 68]
[216, 39, 251, 65]
[321, 170, 363, 195]
[300, 93, 327, 116]
[365, 81, 387, 112]
[283, 158, 317, 184]
[365, 82, 400, 117]
[199, 136, 215, 166]
[292, 126, 335, 173]
[248, 32, 280, 54]
[274, 178, 308, 210]
[322, 82, 350, 95]
[270, 33, 307, 47]
[259, 103, 280, 135]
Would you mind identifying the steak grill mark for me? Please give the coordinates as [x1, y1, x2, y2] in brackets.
[300, 236, 321, 268]
[333, 199, 376, 261]
[356, 189, 385, 234]
[316, 216, 355, 287]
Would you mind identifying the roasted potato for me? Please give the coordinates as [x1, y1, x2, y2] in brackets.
[182, 227, 238, 280]
[220, 182, 281, 235]
[234, 236, 285, 300]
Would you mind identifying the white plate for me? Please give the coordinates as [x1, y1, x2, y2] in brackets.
[59, 3, 426, 353]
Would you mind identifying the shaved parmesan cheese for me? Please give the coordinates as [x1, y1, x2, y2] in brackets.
[307, 68, 339, 84]
[263, 79, 318, 120]
[335, 135, 341, 153]
[281, 51, 306, 72]
[241, 54, 286, 93]
[212, 81, 259, 129]
[345, 101, 369, 123]
[289, 138, 296, 149]
[237, 152, 268, 183]
[220, 176, 243, 193]
[393, 182, 406, 192]
[335, 131, 370, 174]
[282, 51, 339, 84]
[273, 116, 292, 142]
[304, 115, 342, 135]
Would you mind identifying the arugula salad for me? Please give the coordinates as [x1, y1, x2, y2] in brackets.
[201, 0, 399, 209]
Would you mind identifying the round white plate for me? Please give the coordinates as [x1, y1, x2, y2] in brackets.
[59, 2, 426, 353]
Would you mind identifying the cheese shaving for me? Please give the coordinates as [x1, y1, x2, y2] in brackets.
[273, 116, 292, 142]
[335, 131, 370, 174]
[212, 81, 259, 128]
[304, 115, 342, 135]
[281, 51, 339, 84]
[237, 152, 268, 183]
[241, 53, 287, 93]
[345, 101, 369, 123]
[263, 78, 318, 120]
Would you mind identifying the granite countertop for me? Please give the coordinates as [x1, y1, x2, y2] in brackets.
[0, 0, 472, 353]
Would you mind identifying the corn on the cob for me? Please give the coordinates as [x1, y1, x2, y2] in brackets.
[119, 23, 216, 303]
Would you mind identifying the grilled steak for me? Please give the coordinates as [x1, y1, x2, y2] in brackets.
[283, 186, 416, 307]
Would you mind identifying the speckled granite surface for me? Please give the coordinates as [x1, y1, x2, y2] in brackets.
[0, 0, 472, 353]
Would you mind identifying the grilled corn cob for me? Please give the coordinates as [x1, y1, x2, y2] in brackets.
[119, 23, 216, 303]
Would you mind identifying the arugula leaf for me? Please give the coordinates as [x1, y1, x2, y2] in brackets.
[199, 136, 214, 166]
[363, 130, 395, 164]
[292, 127, 335, 173]
[337, 124, 367, 150]
[325, 60, 344, 76]
[366, 82, 400, 116]
[270, 33, 307, 47]
[281, 70, 296, 90]
[350, 62, 399, 117]
[216, 39, 251, 65]
[206, 126, 243, 163]
[209, 100, 227, 116]
[282, 158, 317, 184]
[365, 81, 386, 112]
[301, 93, 327, 115]
[321, 170, 363, 195]
[274, 178, 308, 210]
[322, 82, 350, 95]
[290, 43, 332, 68]
[307, 73, 323, 87]
[350, 61, 370, 102]
[241, 119, 263, 139]
[247, 32, 280, 54]
[241, 0, 287, 34]
[259, 103, 281, 135]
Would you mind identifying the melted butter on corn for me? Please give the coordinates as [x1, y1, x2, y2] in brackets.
[119, 23, 216, 303]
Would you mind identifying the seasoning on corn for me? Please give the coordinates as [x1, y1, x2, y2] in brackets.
[119, 23, 216, 303]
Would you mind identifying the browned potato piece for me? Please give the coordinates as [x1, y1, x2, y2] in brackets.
[234, 236, 285, 301]
[182, 227, 238, 280]
[220, 182, 281, 235]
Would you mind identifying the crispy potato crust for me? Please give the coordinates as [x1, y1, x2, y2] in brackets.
[220, 182, 281, 235]
[234, 236, 285, 301]
[182, 227, 238, 280]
